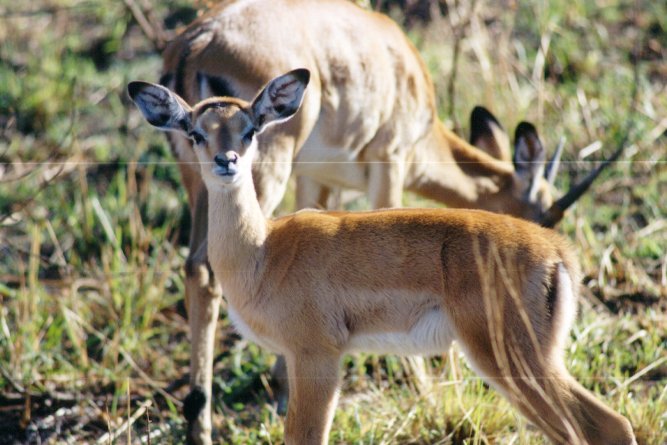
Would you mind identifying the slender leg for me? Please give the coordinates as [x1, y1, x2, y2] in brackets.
[456, 315, 635, 444]
[296, 176, 331, 210]
[470, 357, 635, 445]
[284, 352, 341, 445]
[183, 187, 223, 445]
[565, 377, 636, 445]
[367, 154, 405, 209]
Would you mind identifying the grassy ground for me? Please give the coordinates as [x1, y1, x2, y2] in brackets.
[0, 0, 665, 443]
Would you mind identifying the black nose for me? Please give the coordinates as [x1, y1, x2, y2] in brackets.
[214, 153, 238, 168]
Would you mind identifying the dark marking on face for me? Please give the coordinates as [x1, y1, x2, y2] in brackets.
[190, 101, 253, 155]
[218, 123, 233, 150]
[178, 117, 191, 132]
[175, 46, 192, 99]
[216, 109, 253, 150]
[159, 72, 174, 88]
[197, 72, 236, 98]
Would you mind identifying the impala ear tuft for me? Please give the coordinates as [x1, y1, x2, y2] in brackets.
[127, 81, 145, 101]
[251, 69, 311, 132]
[290, 68, 311, 85]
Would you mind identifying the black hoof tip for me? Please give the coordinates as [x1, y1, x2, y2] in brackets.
[183, 386, 207, 422]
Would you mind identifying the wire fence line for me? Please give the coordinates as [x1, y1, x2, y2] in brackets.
[0, 160, 659, 166]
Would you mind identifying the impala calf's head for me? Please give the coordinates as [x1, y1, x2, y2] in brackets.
[128, 69, 311, 188]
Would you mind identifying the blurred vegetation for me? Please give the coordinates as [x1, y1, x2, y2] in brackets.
[0, 0, 665, 443]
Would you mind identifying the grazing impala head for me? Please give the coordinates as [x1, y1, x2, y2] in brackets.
[464, 105, 611, 227]
[128, 69, 311, 189]
[465, 106, 559, 222]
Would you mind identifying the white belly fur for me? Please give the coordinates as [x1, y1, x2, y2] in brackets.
[345, 308, 453, 356]
[228, 305, 453, 358]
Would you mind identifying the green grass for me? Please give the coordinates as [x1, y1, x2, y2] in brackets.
[1, 0, 665, 443]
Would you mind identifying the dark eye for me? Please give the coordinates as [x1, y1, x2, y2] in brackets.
[242, 129, 255, 144]
[189, 131, 205, 146]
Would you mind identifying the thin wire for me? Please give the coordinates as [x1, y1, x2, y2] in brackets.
[0, 160, 660, 167]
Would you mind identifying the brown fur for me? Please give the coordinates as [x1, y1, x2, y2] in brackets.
[204, 124, 635, 445]
[128, 74, 636, 445]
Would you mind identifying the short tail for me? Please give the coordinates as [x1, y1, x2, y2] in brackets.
[548, 262, 578, 358]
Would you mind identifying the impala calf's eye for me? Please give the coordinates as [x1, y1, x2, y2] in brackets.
[189, 131, 205, 146]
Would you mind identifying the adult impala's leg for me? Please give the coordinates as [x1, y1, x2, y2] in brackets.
[296, 176, 332, 210]
[183, 186, 223, 445]
[284, 352, 341, 445]
[366, 151, 405, 209]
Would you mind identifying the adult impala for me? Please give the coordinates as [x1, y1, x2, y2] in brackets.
[128, 69, 636, 445]
[150, 0, 619, 442]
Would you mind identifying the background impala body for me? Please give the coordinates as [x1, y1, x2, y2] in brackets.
[162, 0, 561, 218]
[158, 1, 582, 441]
[128, 69, 636, 445]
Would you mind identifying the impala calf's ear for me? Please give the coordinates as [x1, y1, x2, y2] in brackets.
[251, 69, 310, 132]
[470, 106, 512, 162]
[127, 81, 193, 135]
[514, 122, 547, 179]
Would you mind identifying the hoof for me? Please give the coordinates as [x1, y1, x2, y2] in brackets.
[184, 386, 212, 445]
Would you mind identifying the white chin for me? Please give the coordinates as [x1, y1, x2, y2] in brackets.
[210, 167, 238, 184]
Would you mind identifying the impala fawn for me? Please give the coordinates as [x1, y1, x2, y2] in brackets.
[128, 69, 636, 445]
[157, 2, 619, 441]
